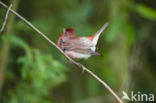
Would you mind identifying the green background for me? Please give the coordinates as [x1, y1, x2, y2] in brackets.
[0, 0, 156, 103]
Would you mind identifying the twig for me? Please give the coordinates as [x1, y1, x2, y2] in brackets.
[0, 3, 12, 32]
[0, 1, 123, 103]
[0, 0, 19, 97]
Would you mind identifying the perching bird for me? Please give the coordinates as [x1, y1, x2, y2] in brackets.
[58, 22, 109, 59]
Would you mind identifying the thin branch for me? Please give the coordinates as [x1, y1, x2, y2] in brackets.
[0, 0, 20, 97]
[0, 1, 123, 103]
[0, 3, 12, 32]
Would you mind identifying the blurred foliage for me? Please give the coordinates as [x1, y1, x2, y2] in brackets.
[2, 34, 67, 103]
[0, 0, 156, 103]
[135, 4, 156, 20]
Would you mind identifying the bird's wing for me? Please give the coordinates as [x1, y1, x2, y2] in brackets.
[62, 37, 99, 55]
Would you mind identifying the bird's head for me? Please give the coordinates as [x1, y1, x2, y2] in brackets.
[58, 28, 76, 46]
[63, 28, 76, 37]
[59, 28, 76, 39]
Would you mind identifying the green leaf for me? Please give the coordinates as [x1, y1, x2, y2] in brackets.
[135, 4, 156, 20]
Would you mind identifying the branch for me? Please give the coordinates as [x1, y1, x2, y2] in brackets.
[0, 3, 12, 32]
[0, 0, 20, 97]
[0, 1, 123, 103]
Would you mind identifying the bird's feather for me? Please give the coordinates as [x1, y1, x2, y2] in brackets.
[61, 37, 98, 55]
[92, 22, 109, 46]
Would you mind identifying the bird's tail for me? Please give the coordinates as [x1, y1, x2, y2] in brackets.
[91, 51, 102, 56]
[92, 22, 109, 46]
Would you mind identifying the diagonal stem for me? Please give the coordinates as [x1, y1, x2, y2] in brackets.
[0, 1, 123, 103]
[0, 4, 12, 32]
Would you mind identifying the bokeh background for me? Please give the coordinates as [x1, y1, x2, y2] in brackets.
[0, 0, 156, 103]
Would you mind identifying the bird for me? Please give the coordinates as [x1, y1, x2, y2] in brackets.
[57, 22, 109, 59]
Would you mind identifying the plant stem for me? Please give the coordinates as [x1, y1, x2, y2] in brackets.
[0, 0, 19, 97]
